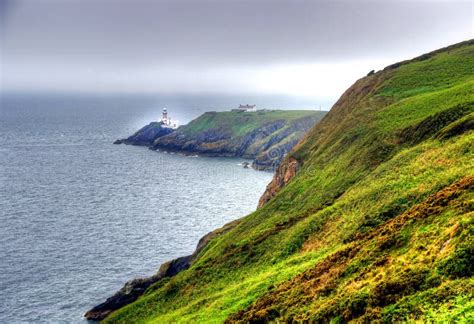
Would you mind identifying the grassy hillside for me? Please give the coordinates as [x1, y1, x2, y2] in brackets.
[181, 110, 321, 137]
[105, 40, 474, 323]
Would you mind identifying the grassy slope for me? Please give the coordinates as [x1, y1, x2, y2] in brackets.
[106, 41, 474, 323]
[181, 110, 319, 137]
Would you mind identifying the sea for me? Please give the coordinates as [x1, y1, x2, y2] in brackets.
[0, 93, 330, 322]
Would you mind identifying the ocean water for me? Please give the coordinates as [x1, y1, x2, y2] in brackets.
[0, 93, 308, 322]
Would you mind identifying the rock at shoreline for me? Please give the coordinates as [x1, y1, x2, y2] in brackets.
[84, 255, 192, 321]
[114, 122, 175, 146]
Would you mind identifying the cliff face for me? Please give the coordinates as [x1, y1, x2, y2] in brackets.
[97, 40, 474, 323]
[258, 157, 300, 207]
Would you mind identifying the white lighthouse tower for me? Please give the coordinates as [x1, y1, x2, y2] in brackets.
[162, 108, 168, 123]
[160, 107, 179, 129]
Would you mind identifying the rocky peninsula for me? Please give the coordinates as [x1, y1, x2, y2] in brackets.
[114, 110, 326, 170]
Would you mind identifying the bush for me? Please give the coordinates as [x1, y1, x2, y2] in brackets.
[369, 268, 429, 306]
[438, 244, 474, 278]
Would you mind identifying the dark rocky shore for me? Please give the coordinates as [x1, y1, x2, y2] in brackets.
[113, 121, 174, 146]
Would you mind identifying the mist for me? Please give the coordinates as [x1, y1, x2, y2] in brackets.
[1, 0, 472, 98]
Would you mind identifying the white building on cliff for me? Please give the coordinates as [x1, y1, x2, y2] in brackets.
[232, 104, 257, 112]
[160, 108, 179, 129]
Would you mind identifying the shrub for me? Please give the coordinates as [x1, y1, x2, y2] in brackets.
[438, 244, 474, 278]
[369, 268, 429, 306]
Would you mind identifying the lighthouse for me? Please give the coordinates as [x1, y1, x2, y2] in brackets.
[160, 107, 179, 129]
[162, 108, 168, 123]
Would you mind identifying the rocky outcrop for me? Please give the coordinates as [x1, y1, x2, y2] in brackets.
[115, 111, 326, 171]
[150, 119, 288, 158]
[258, 157, 301, 207]
[251, 139, 298, 171]
[85, 219, 240, 321]
[84, 255, 191, 321]
[114, 122, 175, 146]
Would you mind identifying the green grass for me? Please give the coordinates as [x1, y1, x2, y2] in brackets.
[376, 43, 474, 99]
[181, 110, 319, 137]
[376, 80, 474, 132]
[105, 40, 474, 323]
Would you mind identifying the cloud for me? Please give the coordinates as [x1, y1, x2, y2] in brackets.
[1, 0, 472, 95]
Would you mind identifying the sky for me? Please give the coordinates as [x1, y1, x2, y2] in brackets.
[0, 0, 473, 100]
